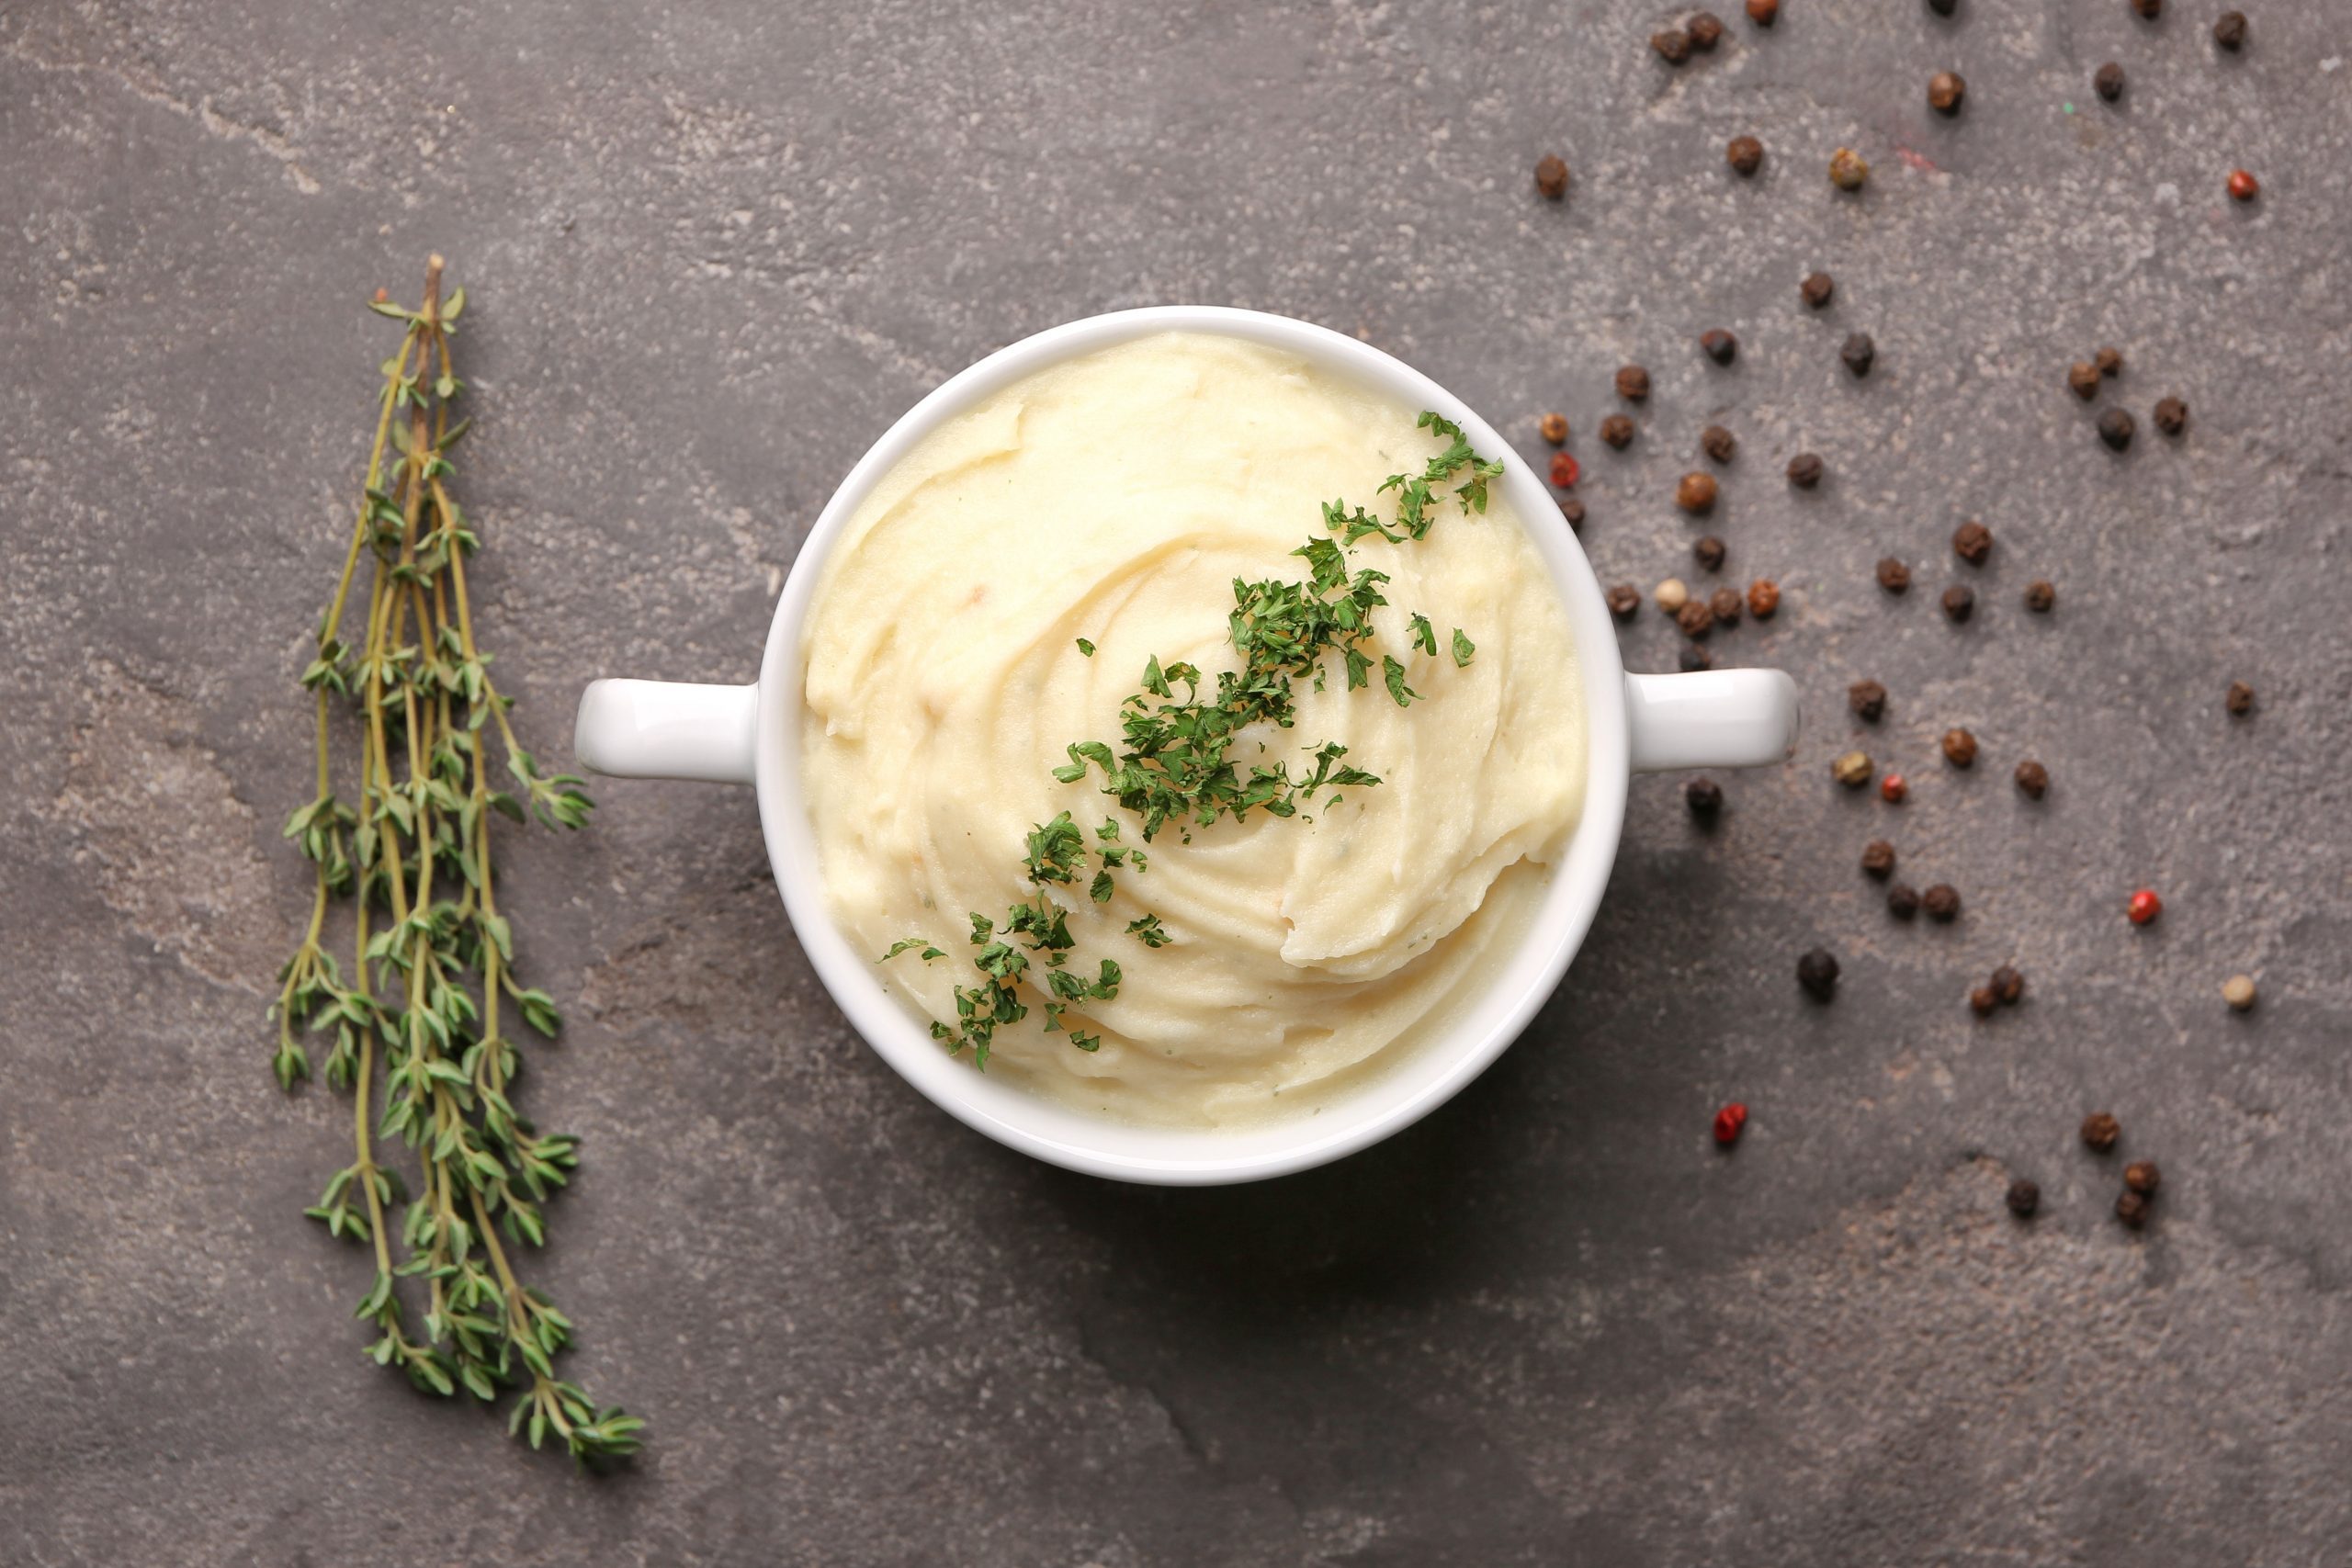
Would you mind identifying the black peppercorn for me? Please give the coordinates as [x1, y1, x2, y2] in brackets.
[1606, 582, 1641, 620]
[1928, 71, 1965, 114]
[1787, 452, 1825, 488]
[1952, 520, 1993, 564]
[1849, 679, 1888, 721]
[2226, 680, 2256, 716]
[1922, 883, 1961, 921]
[1796, 947, 1841, 1000]
[1727, 135, 1764, 175]
[1970, 985, 1998, 1016]
[2125, 1159, 2161, 1196]
[1701, 328, 1738, 366]
[1652, 28, 1691, 63]
[2154, 396, 2188, 435]
[2095, 62, 2126, 101]
[1693, 535, 1726, 571]
[1534, 155, 1570, 200]
[1616, 365, 1651, 401]
[1941, 583, 1975, 622]
[1800, 270, 1835, 309]
[1888, 882, 1921, 919]
[2096, 345, 2123, 378]
[2082, 1111, 2121, 1151]
[1861, 839, 1896, 878]
[1600, 413, 1635, 448]
[1679, 642, 1714, 671]
[1926, 0, 1956, 14]
[1686, 11, 1724, 49]
[2015, 759, 2049, 798]
[2098, 408, 2135, 450]
[2025, 579, 2056, 613]
[1840, 333, 1875, 377]
[1676, 599, 1715, 639]
[1558, 497, 1586, 531]
[1709, 586, 1741, 626]
[2130, 0, 2160, 19]
[2214, 10, 2246, 49]
[1877, 557, 1911, 594]
[1989, 964, 2023, 1004]
[1685, 776, 1724, 817]
[2006, 1179, 2040, 1217]
[1941, 727, 1978, 767]
[2068, 361, 2101, 400]
[2116, 1190, 2150, 1228]
[1701, 424, 1737, 463]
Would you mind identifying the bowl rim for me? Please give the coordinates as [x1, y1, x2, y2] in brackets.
[752, 306, 1631, 1184]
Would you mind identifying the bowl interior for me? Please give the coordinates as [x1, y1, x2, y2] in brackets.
[754, 307, 1630, 1183]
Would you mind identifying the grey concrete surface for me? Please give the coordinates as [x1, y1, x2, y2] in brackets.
[5, 0, 2350, 1562]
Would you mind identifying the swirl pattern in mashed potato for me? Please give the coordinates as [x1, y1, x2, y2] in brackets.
[800, 332, 1583, 1126]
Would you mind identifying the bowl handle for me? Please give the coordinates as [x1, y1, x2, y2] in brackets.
[572, 679, 758, 784]
[1624, 669, 1801, 773]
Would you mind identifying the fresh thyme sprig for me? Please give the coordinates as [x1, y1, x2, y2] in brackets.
[886, 411, 1502, 1069]
[268, 256, 640, 1463]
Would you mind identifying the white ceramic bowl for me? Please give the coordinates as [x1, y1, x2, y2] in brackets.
[574, 307, 1799, 1185]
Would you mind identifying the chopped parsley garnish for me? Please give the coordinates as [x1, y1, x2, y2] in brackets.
[1076, 637, 1095, 657]
[1408, 613, 1437, 656]
[1452, 627, 1475, 668]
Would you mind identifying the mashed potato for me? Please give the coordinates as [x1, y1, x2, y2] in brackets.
[800, 333, 1583, 1126]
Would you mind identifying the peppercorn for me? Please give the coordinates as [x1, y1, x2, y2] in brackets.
[2007, 1179, 2040, 1217]
[2128, 887, 2162, 926]
[1709, 586, 1741, 626]
[2096, 345, 2123, 378]
[1832, 750, 1873, 788]
[1888, 882, 1921, 919]
[1616, 365, 1651, 401]
[1928, 71, 1965, 113]
[1861, 840, 1896, 878]
[1656, 578, 1690, 613]
[1539, 412, 1569, 445]
[1686, 776, 1724, 818]
[2015, 759, 2048, 798]
[1800, 270, 1835, 309]
[2067, 360, 2101, 400]
[1828, 146, 1869, 190]
[1727, 135, 1764, 176]
[1550, 451, 1581, 487]
[1990, 965, 2023, 1005]
[1787, 452, 1825, 488]
[2025, 580, 2056, 613]
[1941, 727, 1978, 767]
[1692, 535, 1726, 572]
[2097, 408, 2135, 450]
[1701, 424, 1737, 463]
[1969, 985, 1997, 1016]
[2095, 62, 2126, 101]
[2131, 0, 2160, 18]
[1534, 155, 1570, 200]
[1747, 0, 1778, 22]
[2214, 10, 2246, 49]
[2228, 168, 2260, 202]
[1747, 578, 1780, 618]
[1877, 557, 1911, 594]
[1558, 497, 1586, 531]
[2226, 680, 2255, 716]
[1677, 470, 1720, 513]
[2153, 396, 2188, 435]
[1848, 679, 1888, 721]
[1880, 773, 1907, 804]
[1607, 583, 1641, 620]
[2082, 1111, 2120, 1151]
[1679, 642, 1714, 671]
[1796, 947, 1840, 1001]
[1922, 883, 1960, 921]
[1687, 11, 1725, 49]
[1677, 599, 1715, 639]
[1713, 1102, 1747, 1145]
[1652, 28, 1691, 63]
[2222, 974, 2257, 1010]
[1941, 583, 1974, 622]
[2116, 1190, 2149, 1228]
[1926, 0, 1956, 14]
[1600, 414, 1634, 450]
[1952, 520, 1993, 564]
[1840, 333, 1874, 377]
[1701, 328, 1738, 366]
[2125, 1159, 2161, 1196]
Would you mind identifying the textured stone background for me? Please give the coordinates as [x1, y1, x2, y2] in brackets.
[5, 0, 2350, 1562]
